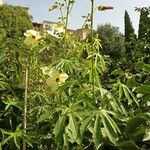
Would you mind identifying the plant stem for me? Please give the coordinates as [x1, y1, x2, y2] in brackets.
[64, 0, 70, 55]
[90, 0, 95, 101]
[23, 64, 28, 150]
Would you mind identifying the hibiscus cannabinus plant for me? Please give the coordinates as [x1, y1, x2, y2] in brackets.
[1, 1, 148, 150]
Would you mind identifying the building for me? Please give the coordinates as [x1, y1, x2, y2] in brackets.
[70, 28, 90, 40]
[20, 6, 29, 13]
[0, 0, 4, 5]
[33, 20, 90, 40]
[2, 0, 90, 40]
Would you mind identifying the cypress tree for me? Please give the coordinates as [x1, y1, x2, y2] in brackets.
[138, 7, 150, 39]
[124, 10, 135, 43]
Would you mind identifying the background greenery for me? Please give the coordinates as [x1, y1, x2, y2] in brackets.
[0, 2, 150, 150]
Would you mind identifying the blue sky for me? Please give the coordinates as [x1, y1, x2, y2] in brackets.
[5, 0, 150, 34]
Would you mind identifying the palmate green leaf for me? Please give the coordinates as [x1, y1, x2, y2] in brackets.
[143, 128, 150, 141]
[63, 134, 69, 149]
[126, 86, 139, 107]
[12, 128, 23, 149]
[89, 61, 94, 83]
[117, 140, 140, 150]
[98, 86, 112, 99]
[23, 135, 33, 148]
[115, 80, 139, 106]
[95, 53, 106, 72]
[136, 85, 150, 95]
[122, 85, 132, 105]
[32, 92, 49, 102]
[119, 81, 123, 99]
[0, 52, 6, 64]
[53, 115, 67, 143]
[37, 109, 56, 123]
[0, 72, 8, 90]
[0, 72, 7, 79]
[102, 111, 121, 135]
[138, 113, 150, 120]
[143, 63, 150, 72]
[115, 98, 127, 116]
[0, 81, 8, 90]
[135, 61, 150, 72]
[14, 134, 21, 149]
[66, 112, 81, 144]
[93, 35, 102, 50]
[130, 125, 145, 142]
[0, 134, 13, 146]
[122, 84, 139, 107]
[93, 114, 101, 148]
[0, 127, 23, 149]
[100, 114, 116, 144]
[4, 98, 21, 111]
[126, 116, 148, 135]
[54, 59, 76, 74]
[80, 113, 95, 135]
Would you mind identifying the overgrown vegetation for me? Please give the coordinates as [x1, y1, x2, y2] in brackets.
[0, 1, 150, 150]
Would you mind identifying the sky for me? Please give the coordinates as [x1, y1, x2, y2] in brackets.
[5, 0, 150, 34]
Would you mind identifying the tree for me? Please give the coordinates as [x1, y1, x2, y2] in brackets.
[96, 23, 125, 65]
[138, 7, 150, 40]
[0, 5, 33, 85]
[0, 4, 33, 37]
[0, 6, 33, 149]
[135, 7, 150, 63]
[124, 10, 135, 43]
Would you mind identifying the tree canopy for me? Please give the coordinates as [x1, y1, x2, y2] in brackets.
[96, 23, 125, 62]
[0, 4, 33, 37]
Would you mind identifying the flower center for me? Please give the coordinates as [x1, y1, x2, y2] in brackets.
[55, 78, 60, 82]
[32, 35, 36, 39]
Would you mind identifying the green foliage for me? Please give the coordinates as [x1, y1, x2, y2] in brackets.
[0, 1, 150, 150]
[0, 5, 32, 37]
[138, 7, 150, 39]
[96, 23, 125, 62]
[124, 10, 135, 42]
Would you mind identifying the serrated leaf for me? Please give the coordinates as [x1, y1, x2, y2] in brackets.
[122, 85, 132, 105]
[37, 110, 55, 122]
[66, 112, 81, 144]
[143, 64, 150, 72]
[93, 114, 101, 148]
[119, 81, 123, 99]
[53, 115, 66, 143]
[103, 112, 120, 134]
[14, 136, 20, 149]
[101, 114, 116, 144]
[127, 88, 139, 107]
[143, 128, 150, 141]
[117, 140, 139, 150]
[126, 116, 148, 135]
[63, 134, 69, 148]
[136, 85, 150, 95]
[80, 113, 95, 135]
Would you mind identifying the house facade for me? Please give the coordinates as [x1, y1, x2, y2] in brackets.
[33, 20, 90, 40]
[0, 0, 4, 5]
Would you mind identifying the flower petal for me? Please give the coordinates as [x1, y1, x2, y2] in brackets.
[36, 35, 42, 41]
[41, 66, 50, 75]
[59, 73, 68, 83]
[48, 68, 59, 77]
[24, 35, 35, 46]
[25, 29, 38, 37]
[46, 77, 59, 91]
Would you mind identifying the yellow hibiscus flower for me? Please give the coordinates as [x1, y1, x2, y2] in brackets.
[46, 69, 68, 91]
[41, 66, 51, 76]
[24, 29, 42, 47]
